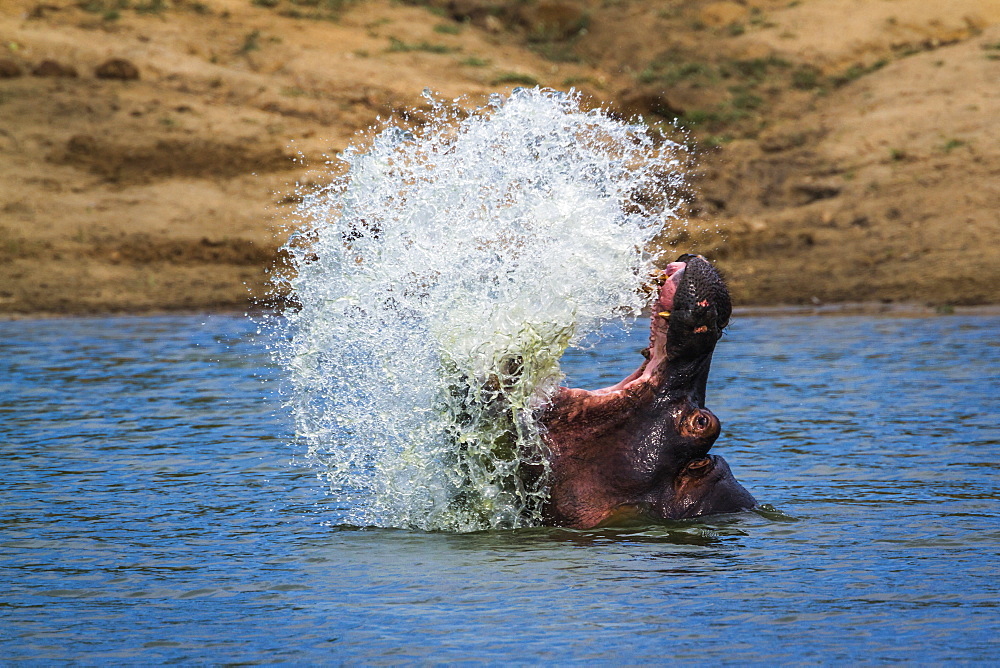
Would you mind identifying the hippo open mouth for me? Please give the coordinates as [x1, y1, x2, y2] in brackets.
[538, 254, 756, 528]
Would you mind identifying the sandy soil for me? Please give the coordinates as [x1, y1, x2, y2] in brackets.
[1, 0, 998, 315]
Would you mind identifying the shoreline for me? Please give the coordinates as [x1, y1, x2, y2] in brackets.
[731, 303, 1000, 318]
[2, 1, 998, 322]
[4, 301, 999, 322]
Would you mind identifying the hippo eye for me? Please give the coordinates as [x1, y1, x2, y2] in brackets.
[694, 414, 709, 428]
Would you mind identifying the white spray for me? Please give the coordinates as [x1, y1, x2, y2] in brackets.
[274, 88, 687, 531]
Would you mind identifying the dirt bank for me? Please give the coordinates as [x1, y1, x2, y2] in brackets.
[1, 0, 998, 315]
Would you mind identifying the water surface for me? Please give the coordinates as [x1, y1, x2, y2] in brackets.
[1, 313, 997, 662]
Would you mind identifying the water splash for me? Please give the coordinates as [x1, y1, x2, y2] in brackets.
[274, 88, 687, 531]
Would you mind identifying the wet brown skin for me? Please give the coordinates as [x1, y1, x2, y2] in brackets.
[539, 255, 757, 528]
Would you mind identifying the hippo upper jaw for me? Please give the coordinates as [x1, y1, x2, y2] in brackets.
[657, 254, 732, 403]
[539, 254, 755, 529]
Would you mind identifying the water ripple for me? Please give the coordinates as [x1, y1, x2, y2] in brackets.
[1, 313, 998, 662]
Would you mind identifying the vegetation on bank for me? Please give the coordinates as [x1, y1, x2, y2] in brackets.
[2, 0, 997, 313]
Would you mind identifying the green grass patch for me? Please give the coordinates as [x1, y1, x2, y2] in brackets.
[287, 0, 351, 7]
[459, 56, 490, 67]
[134, 0, 166, 12]
[638, 60, 715, 86]
[672, 101, 757, 133]
[791, 65, 822, 89]
[940, 138, 965, 153]
[387, 37, 458, 54]
[491, 72, 539, 86]
[80, 0, 205, 14]
[831, 59, 888, 86]
[529, 41, 583, 63]
[748, 7, 774, 27]
[254, 0, 357, 21]
[721, 56, 791, 81]
[525, 13, 589, 44]
[434, 23, 461, 35]
[730, 91, 763, 110]
[77, 0, 129, 14]
[239, 30, 261, 54]
[678, 109, 720, 127]
[702, 134, 734, 148]
[640, 55, 789, 87]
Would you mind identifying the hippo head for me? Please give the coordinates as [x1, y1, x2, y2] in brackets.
[539, 254, 756, 528]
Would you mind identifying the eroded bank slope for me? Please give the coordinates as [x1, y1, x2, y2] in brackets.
[1, 0, 998, 314]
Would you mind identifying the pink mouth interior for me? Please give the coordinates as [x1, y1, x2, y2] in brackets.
[656, 261, 687, 314]
[573, 261, 687, 397]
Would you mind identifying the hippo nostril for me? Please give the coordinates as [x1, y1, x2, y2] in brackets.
[681, 408, 720, 441]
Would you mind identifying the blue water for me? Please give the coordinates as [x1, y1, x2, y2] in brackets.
[1, 312, 998, 663]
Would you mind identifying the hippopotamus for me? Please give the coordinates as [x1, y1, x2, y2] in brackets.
[538, 254, 757, 528]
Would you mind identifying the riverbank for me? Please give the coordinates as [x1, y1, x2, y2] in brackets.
[1, 0, 998, 315]
[6, 302, 1000, 323]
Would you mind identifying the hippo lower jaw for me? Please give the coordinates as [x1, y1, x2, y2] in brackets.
[539, 254, 756, 529]
[664, 454, 757, 520]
